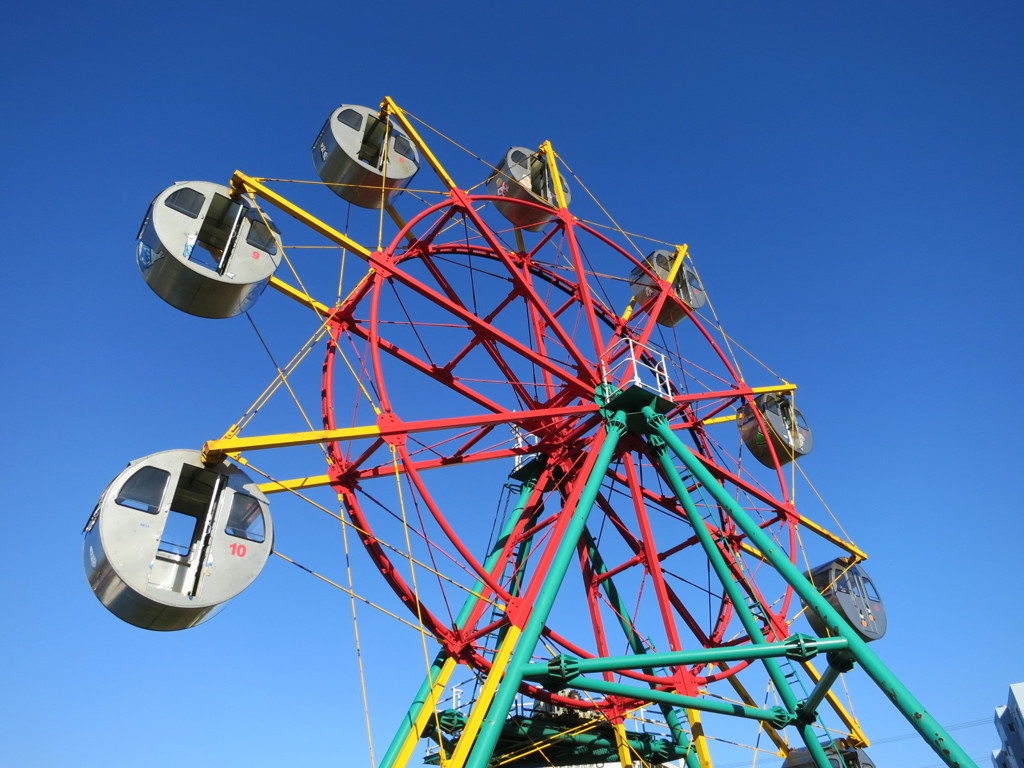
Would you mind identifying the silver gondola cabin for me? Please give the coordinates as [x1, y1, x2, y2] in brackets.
[486, 146, 571, 232]
[312, 104, 420, 209]
[137, 181, 282, 318]
[83, 449, 273, 631]
[782, 744, 876, 768]
[739, 392, 813, 467]
[628, 249, 707, 327]
[804, 558, 887, 642]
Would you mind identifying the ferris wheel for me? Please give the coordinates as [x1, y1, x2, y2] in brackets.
[83, 97, 975, 768]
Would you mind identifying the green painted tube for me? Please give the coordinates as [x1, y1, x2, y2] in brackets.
[378, 464, 544, 768]
[800, 662, 844, 723]
[581, 529, 701, 768]
[522, 635, 849, 678]
[647, 409, 978, 768]
[646, 422, 835, 768]
[463, 413, 627, 768]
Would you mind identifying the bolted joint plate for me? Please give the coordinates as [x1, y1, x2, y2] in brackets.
[784, 633, 821, 662]
[437, 709, 467, 734]
[767, 705, 793, 729]
[546, 654, 581, 684]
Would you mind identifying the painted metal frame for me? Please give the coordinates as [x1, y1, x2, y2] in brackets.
[172, 97, 974, 768]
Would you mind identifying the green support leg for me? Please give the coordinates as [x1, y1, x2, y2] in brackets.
[462, 412, 628, 768]
[645, 407, 977, 768]
[645, 430, 834, 768]
[378, 462, 544, 768]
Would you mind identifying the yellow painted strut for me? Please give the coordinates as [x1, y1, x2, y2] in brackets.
[612, 722, 634, 768]
[256, 475, 332, 494]
[231, 171, 374, 262]
[268, 275, 331, 315]
[621, 244, 689, 323]
[382, 96, 457, 192]
[202, 423, 382, 464]
[446, 625, 523, 768]
[685, 707, 713, 767]
[699, 382, 798, 425]
[539, 141, 569, 210]
[392, 656, 462, 768]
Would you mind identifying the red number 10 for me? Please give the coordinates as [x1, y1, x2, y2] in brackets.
[229, 542, 247, 557]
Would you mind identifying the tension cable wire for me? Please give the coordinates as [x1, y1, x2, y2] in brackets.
[272, 550, 430, 636]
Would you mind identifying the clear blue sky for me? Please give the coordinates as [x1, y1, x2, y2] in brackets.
[2, 2, 1021, 767]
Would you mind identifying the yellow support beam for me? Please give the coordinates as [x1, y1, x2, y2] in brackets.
[202, 404, 600, 465]
[447, 625, 523, 768]
[685, 707, 714, 767]
[393, 656, 462, 768]
[257, 475, 332, 494]
[751, 382, 797, 394]
[700, 382, 799, 425]
[538, 141, 569, 210]
[796, 515, 868, 561]
[268, 275, 332, 315]
[231, 171, 374, 261]
[203, 424, 382, 464]
[254, 449, 514, 494]
[612, 722, 634, 768]
[716, 512, 863, 564]
[621, 244, 688, 322]
[664, 244, 689, 286]
[382, 96, 457, 192]
[700, 414, 738, 426]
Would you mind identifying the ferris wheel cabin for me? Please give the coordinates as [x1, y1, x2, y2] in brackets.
[739, 392, 813, 467]
[628, 248, 707, 327]
[83, 449, 273, 631]
[804, 558, 887, 642]
[486, 146, 571, 232]
[137, 181, 282, 318]
[312, 104, 420, 209]
[781, 745, 875, 768]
